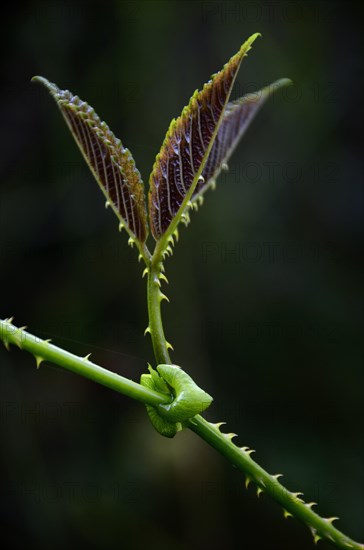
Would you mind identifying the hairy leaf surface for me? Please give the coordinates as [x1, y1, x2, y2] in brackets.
[33, 77, 148, 243]
[194, 78, 292, 200]
[149, 33, 261, 241]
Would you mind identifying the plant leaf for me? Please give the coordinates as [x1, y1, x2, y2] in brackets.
[193, 78, 292, 201]
[148, 33, 261, 243]
[32, 77, 148, 243]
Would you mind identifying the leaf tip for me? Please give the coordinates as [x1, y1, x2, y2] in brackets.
[242, 32, 262, 52]
[31, 76, 58, 94]
[279, 77, 293, 87]
[251, 31, 262, 40]
[262, 78, 293, 97]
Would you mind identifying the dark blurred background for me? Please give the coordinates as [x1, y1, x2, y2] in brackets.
[1, 1, 363, 549]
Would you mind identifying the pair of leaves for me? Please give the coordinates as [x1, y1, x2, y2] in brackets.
[33, 33, 290, 251]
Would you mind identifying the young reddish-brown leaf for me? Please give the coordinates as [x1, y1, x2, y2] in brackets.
[193, 78, 292, 200]
[149, 33, 261, 242]
[32, 77, 148, 243]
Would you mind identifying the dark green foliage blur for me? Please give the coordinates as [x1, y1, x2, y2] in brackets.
[0, 1, 362, 549]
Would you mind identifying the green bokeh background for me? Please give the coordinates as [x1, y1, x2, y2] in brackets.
[1, 1, 362, 549]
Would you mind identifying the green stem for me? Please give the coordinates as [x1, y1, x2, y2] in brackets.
[1, 318, 363, 550]
[145, 248, 363, 550]
[138, 240, 152, 266]
[187, 415, 363, 550]
[0, 318, 168, 408]
[147, 252, 172, 365]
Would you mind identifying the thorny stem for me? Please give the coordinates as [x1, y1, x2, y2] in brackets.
[19, 50, 360, 549]
[187, 416, 363, 550]
[0, 318, 168, 408]
[145, 245, 363, 550]
[1, 315, 363, 550]
[137, 240, 152, 266]
[146, 246, 172, 365]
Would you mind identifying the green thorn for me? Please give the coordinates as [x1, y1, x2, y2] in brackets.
[159, 273, 169, 284]
[245, 476, 251, 489]
[241, 446, 255, 456]
[3, 340, 10, 351]
[144, 326, 151, 336]
[326, 517, 339, 525]
[34, 355, 44, 369]
[159, 293, 170, 303]
[213, 422, 226, 431]
[283, 509, 293, 519]
[310, 528, 322, 545]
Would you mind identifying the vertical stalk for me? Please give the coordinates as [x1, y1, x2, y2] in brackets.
[147, 254, 171, 365]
